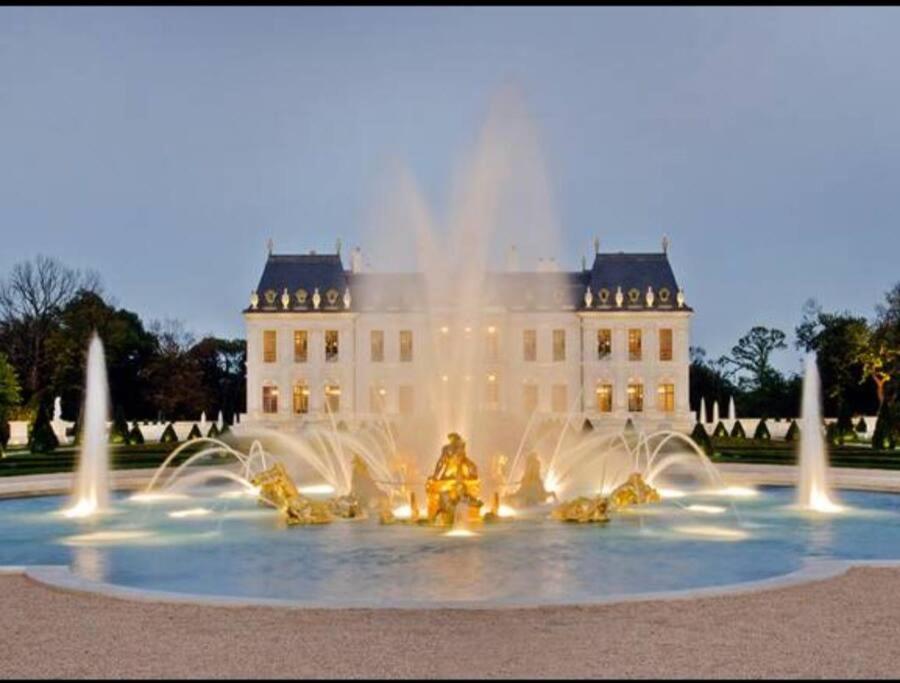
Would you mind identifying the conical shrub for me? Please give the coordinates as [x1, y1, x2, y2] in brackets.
[109, 407, 130, 444]
[730, 421, 747, 439]
[753, 419, 771, 441]
[28, 398, 59, 454]
[785, 420, 800, 442]
[187, 423, 202, 440]
[690, 422, 713, 456]
[160, 423, 178, 444]
[127, 423, 145, 445]
[712, 421, 728, 439]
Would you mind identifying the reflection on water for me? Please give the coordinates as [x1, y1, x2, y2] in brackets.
[1, 487, 899, 606]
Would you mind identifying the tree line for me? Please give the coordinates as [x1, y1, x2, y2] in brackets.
[0, 255, 246, 446]
[690, 283, 900, 448]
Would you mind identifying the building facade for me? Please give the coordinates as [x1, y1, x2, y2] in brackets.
[242, 245, 694, 432]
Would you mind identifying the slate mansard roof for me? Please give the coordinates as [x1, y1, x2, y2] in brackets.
[246, 250, 691, 313]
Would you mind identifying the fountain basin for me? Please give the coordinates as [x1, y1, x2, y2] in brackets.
[3, 485, 900, 607]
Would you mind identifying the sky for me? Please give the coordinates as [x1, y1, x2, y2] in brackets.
[1, 7, 899, 374]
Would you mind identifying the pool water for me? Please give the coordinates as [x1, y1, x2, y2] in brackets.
[2, 486, 899, 606]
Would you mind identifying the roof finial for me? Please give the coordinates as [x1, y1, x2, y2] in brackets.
[593, 236, 600, 254]
[266, 237, 274, 256]
[662, 234, 669, 254]
[335, 237, 342, 256]
[581, 254, 586, 271]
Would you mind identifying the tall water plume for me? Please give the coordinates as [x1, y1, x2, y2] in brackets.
[797, 353, 841, 513]
[63, 334, 111, 518]
[363, 86, 562, 465]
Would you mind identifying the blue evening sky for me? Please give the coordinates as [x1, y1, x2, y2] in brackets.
[2, 7, 898, 373]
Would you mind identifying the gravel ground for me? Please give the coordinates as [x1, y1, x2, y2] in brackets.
[1, 568, 899, 679]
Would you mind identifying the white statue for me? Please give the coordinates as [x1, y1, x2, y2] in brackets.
[312, 287, 321, 310]
[53, 396, 62, 423]
[676, 288, 685, 308]
[584, 286, 593, 308]
[343, 287, 352, 309]
[281, 288, 290, 310]
[250, 291, 259, 310]
[645, 286, 655, 307]
[615, 286, 624, 308]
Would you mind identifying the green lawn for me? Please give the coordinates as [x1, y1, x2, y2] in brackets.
[711, 439, 900, 470]
[0, 442, 216, 477]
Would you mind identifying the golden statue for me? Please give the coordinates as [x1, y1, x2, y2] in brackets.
[609, 472, 661, 510]
[552, 495, 610, 523]
[251, 463, 334, 525]
[425, 432, 483, 525]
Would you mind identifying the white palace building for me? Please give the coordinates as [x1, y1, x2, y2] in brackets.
[242, 241, 694, 432]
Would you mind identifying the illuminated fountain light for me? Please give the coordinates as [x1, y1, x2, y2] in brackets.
[297, 484, 336, 496]
[129, 492, 190, 504]
[673, 525, 749, 541]
[217, 487, 261, 500]
[61, 498, 103, 519]
[391, 504, 424, 520]
[704, 486, 758, 498]
[443, 527, 479, 538]
[657, 488, 687, 499]
[685, 504, 726, 515]
[168, 507, 213, 519]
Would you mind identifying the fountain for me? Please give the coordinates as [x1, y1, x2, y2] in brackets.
[699, 397, 707, 424]
[797, 352, 842, 513]
[712, 400, 720, 425]
[728, 396, 736, 421]
[63, 334, 111, 518]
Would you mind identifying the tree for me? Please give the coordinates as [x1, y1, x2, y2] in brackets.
[723, 326, 787, 392]
[45, 290, 157, 421]
[189, 337, 247, 423]
[143, 320, 207, 420]
[0, 353, 21, 448]
[796, 299, 874, 419]
[0, 255, 100, 405]
[689, 346, 738, 420]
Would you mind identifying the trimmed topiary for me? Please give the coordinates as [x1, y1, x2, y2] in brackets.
[753, 419, 771, 441]
[730, 421, 747, 439]
[624, 417, 636, 434]
[109, 407, 130, 444]
[29, 399, 59, 454]
[187, 423, 202, 440]
[712, 421, 728, 439]
[206, 423, 220, 439]
[836, 406, 854, 442]
[690, 422, 713, 456]
[784, 420, 800, 442]
[160, 423, 178, 444]
[856, 417, 868, 434]
[582, 418, 594, 432]
[872, 403, 896, 451]
[825, 422, 841, 447]
[127, 423, 145, 445]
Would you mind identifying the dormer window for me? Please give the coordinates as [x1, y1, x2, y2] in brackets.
[264, 289, 277, 306]
[325, 288, 339, 306]
[295, 289, 308, 305]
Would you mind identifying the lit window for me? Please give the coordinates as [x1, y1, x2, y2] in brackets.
[596, 383, 613, 413]
[325, 330, 339, 362]
[523, 329, 537, 362]
[292, 382, 309, 414]
[659, 329, 673, 361]
[398, 385, 414, 415]
[523, 383, 538, 413]
[262, 384, 279, 414]
[399, 330, 413, 362]
[628, 329, 642, 361]
[658, 383, 675, 412]
[263, 330, 277, 363]
[597, 329, 612, 359]
[485, 375, 499, 406]
[293, 331, 308, 363]
[370, 330, 384, 362]
[627, 383, 644, 412]
[325, 384, 340, 413]
[552, 384, 568, 413]
[553, 329, 566, 362]
[369, 385, 386, 412]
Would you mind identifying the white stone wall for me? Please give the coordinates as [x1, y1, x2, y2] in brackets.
[244, 307, 696, 431]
